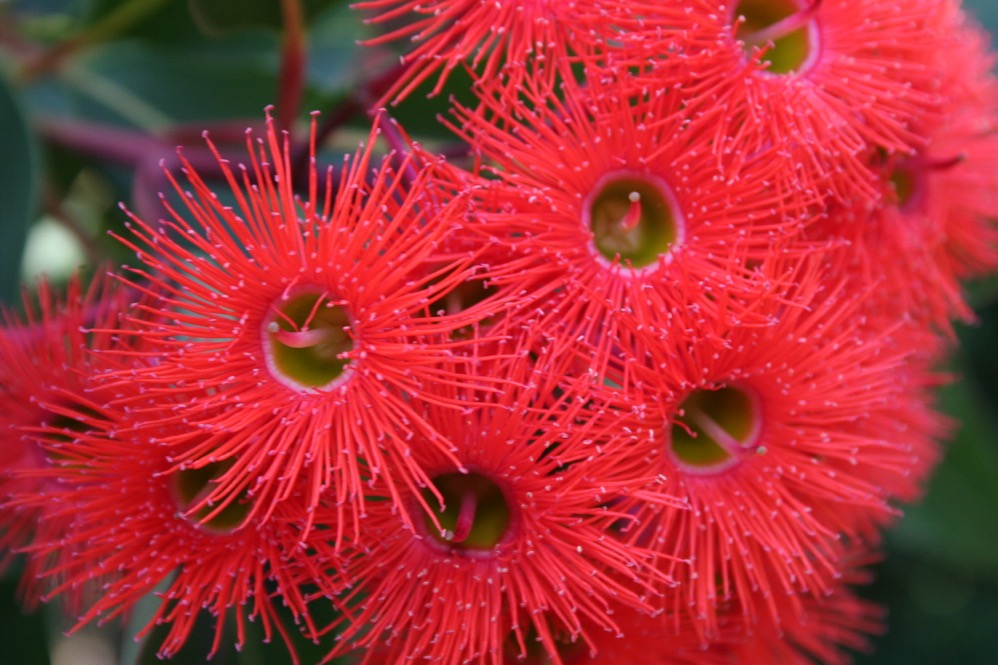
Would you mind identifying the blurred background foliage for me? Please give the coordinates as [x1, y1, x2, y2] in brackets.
[1, 1, 998, 663]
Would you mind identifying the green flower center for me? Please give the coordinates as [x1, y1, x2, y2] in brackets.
[172, 461, 251, 534]
[421, 472, 511, 553]
[886, 154, 962, 211]
[735, 0, 819, 75]
[586, 173, 682, 269]
[263, 290, 353, 391]
[889, 168, 918, 209]
[670, 385, 761, 474]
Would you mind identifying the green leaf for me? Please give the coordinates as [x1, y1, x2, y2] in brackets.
[389, 65, 481, 140]
[235, 588, 351, 665]
[69, 35, 282, 127]
[132, 607, 238, 665]
[965, 0, 998, 33]
[966, 273, 998, 309]
[306, 1, 372, 95]
[126, 599, 351, 665]
[0, 577, 51, 665]
[188, 0, 341, 35]
[888, 376, 998, 582]
[0, 71, 39, 304]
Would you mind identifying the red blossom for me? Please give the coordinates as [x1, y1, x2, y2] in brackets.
[612, 257, 946, 636]
[316, 338, 683, 665]
[442, 66, 816, 380]
[353, 0, 615, 104]
[810, 16, 998, 334]
[717, 557, 885, 665]
[614, 0, 953, 204]
[16, 400, 344, 661]
[2, 1, 992, 660]
[104, 110, 502, 542]
[0, 272, 130, 610]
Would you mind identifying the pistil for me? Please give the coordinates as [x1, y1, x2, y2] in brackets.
[271, 326, 335, 349]
[741, 0, 822, 50]
[445, 489, 478, 543]
[619, 191, 642, 232]
[685, 403, 743, 454]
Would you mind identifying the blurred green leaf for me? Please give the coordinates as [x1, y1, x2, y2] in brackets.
[965, 0, 998, 30]
[966, 273, 998, 309]
[236, 588, 351, 665]
[81, 0, 203, 45]
[855, 552, 998, 665]
[188, 0, 342, 35]
[0, 577, 50, 665]
[0, 71, 40, 304]
[127, 592, 350, 665]
[133, 607, 237, 665]
[307, 1, 372, 95]
[68, 35, 281, 127]
[889, 375, 998, 582]
[389, 65, 481, 140]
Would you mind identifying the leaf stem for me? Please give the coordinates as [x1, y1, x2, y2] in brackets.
[277, 0, 307, 135]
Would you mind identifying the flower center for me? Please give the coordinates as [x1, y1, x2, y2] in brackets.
[585, 172, 682, 269]
[887, 154, 963, 212]
[669, 385, 762, 474]
[263, 290, 353, 391]
[734, 0, 820, 75]
[171, 460, 251, 534]
[420, 472, 511, 553]
[889, 168, 918, 209]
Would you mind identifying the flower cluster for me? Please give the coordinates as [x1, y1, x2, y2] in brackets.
[2, 1, 997, 663]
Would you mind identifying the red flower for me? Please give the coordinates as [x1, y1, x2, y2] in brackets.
[717, 557, 885, 665]
[617, 0, 952, 204]
[19, 397, 343, 661]
[354, 0, 614, 103]
[0, 272, 128, 609]
[930, 17, 998, 283]
[109, 110, 496, 542]
[810, 16, 998, 333]
[500, 602, 737, 665]
[444, 66, 814, 379]
[318, 339, 682, 664]
[613, 257, 945, 636]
